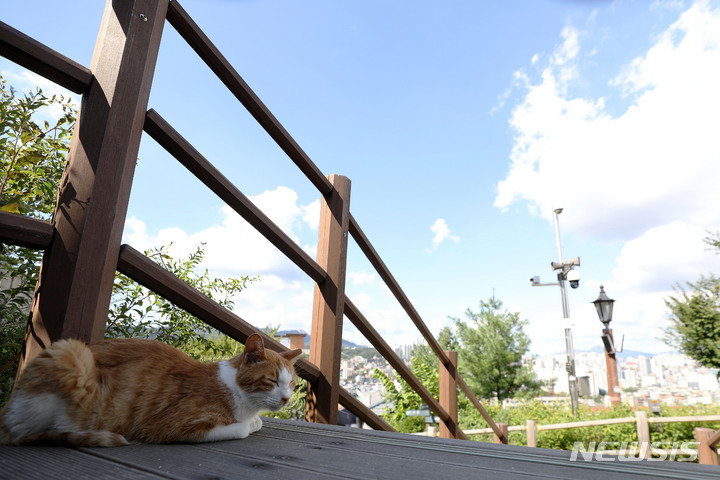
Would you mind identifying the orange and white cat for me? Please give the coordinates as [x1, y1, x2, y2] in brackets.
[0, 334, 301, 447]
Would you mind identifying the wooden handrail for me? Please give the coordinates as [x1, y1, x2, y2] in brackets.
[1, 0, 508, 442]
[348, 214, 505, 442]
[338, 390, 394, 432]
[165, 0, 333, 197]
[348, 215, 450, 366]
[0, 211, 53, 249]
[709, 428, 720, 449]
[143, 109, 327, 285]
[456, 375, 507, 443]
[466, 414, 720, 435]
[344, 298, 468, 440]
[0, 20, 92, 94]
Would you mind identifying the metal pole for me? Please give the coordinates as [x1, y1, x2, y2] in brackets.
[553, 208, 579, 415]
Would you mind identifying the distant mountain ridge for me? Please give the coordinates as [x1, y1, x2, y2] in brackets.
[569, 345, 678, 359]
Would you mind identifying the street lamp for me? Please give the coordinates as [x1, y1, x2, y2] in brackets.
[592, 285, 614, 331]
[592, 286, 621, 405]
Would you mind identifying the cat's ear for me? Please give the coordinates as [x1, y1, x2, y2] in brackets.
[281, 348, 302, 363]
[244, 334, 266, 364]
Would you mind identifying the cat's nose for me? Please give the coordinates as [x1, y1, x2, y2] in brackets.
[281, 397, 290, 404]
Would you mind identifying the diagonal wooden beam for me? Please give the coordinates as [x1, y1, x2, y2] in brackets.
[0, 20, 92, 94]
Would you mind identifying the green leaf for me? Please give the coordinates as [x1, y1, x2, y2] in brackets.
[0, 203, 19, 213]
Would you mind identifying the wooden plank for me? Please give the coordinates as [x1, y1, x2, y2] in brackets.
[439, 350, 459, 439]
[526, 419, 537, 448]
[0, 211, 53, 249]
[494, 423, 509, 444]
[648, 415, 720, 424]
[143, 109, 326, 284]
[695, 428, 720, 466]
[344, 297, 464, 439]
[258, 419, 720, 480]
[537, 417, 637, 431]
[0, 446, 168, 480]
[636, 411, 651, 459]
[306, 175, 350, 425]
[709, 428, 720, 449]
[165, 1, 333, 196]
[80, 442, 324, 480]
[116, 244, 320, 383]
[0, 20, 92, 94]
[2, 418, 720, 479]
[20, 0, 169, 371]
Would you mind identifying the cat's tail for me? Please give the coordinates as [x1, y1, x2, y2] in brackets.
[0, 339, 103, 446]
[43, 339, 99, 407]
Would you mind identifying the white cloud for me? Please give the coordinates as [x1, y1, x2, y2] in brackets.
[349, 271, 377, 286]
[495, 1, 720, 355]
[122, 186, 320, 333]
[610, 221, 720, 293]
[429, 218, 460, 250]
[495, 2, 720, 241]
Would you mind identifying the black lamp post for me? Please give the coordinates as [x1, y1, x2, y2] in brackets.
[592, 285, 615, 331]
[591, 285, 620, 405]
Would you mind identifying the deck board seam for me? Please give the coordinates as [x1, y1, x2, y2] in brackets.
[74, 447, 183, 480]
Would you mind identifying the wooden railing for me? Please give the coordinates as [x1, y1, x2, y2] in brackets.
[0, 0, 506, 442]
[463, 411, 720, 464]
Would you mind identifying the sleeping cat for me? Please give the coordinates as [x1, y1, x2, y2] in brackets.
[0, 333, 301, 447]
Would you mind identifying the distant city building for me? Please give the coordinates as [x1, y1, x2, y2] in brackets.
[532, 351, 719, 407]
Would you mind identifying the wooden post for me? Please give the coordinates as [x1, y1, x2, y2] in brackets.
[306, 175, 351, 425]
[494, 423, 509, 444]
[18, 0, 168, 372]
[695, 428, 720, 466]
[526, 419, 537, 448]
[604, 328, 621, 405]
[439, 350, 458, 439]
[635, 410, 650, 459]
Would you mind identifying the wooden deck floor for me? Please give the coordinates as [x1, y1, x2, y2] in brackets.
[1, 418, 718, 479]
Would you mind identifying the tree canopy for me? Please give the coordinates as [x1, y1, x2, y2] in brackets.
[445, 297, 543, 402]
[663, 234, 720, 374]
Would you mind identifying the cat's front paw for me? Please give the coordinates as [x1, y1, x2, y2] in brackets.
[249, 416, 263, 434]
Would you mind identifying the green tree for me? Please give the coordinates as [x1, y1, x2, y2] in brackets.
[448, 298, 543, 402]
[0, 77, 76, 404]
[107, 242, 258, 357]
[663, 274, 720, 374]
[661, 231, 720, 374]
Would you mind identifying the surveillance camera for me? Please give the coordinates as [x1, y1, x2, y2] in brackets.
[566, 270, 580, 289]
[530, 276, 540, 285]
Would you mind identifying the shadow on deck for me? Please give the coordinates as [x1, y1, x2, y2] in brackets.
[1, 418, 718, 480]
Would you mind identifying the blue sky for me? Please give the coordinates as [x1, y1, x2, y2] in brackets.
[3, 0, 720, 356]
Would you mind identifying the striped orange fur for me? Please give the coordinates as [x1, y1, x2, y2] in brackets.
[0, 334, 301, 447]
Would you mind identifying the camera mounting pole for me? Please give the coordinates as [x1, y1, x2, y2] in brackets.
[530, 208, 580, 415]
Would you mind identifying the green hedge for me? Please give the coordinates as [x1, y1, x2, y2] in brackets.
[460, 401, 720, 453]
